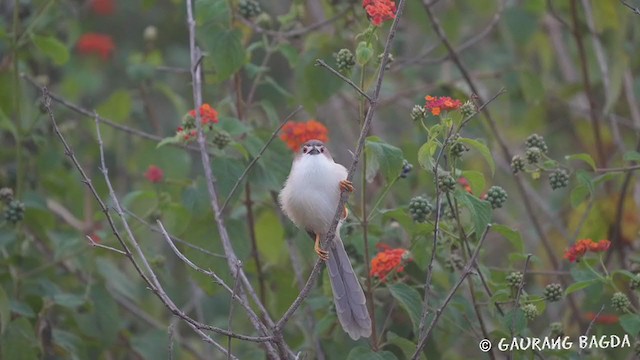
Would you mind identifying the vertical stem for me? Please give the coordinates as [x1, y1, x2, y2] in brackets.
[12, 0, 24, 196]
[245, 182, 266, 305]
[359, 65, 378, 350]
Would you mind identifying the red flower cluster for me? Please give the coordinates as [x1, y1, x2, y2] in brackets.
[362, 0, 396, 26]
[424, 95, 462, 116]
[145, 165, 164, 183]
[458, 177, 472, 193]
[188, 103, 219, 125]
[563, 239, 611, 262]
[280, 120, 329, 152]
[76, 33, 115, 60]
[370, 244, 410, 282]
[583, 311, 619, 325]
[90, 0, 115, 15]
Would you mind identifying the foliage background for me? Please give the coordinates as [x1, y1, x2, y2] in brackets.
[1, 0, 640, 359]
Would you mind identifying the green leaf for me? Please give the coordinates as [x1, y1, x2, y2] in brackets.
[32, 34, 69, 65]
[365, 136, 404, 183]
[564, 279, 599, 295]
[206, 29, 246, 82]
[131, 330, 170, 360]
[519, 70, 544, 104]
[97, 90, 133, 122]
[156, 134, 182, 148]
[570, 184, 590, 208]
[503, 308, 526, 334]
[458, 138, 495, 175]
[565, 153, 596, 171]
[455, 189, 492, 235]
[461, 170, 485, 195]
[624, 151, 640, 162]
[96, 257, 140, 303]
[417, 140, 437, 171]
[387, 283, 423, 334]
[0, 285, 9, 335]
[387, 332, 426, 360]
[355, 41, 374, 66]
[619, 314, 640, 335]
[492, 224, 524, 253]
[52, 293, 86, 309]
[347, 347, 398, 360]
[0, 318, 38, 360]
[255, 210, 285, 264]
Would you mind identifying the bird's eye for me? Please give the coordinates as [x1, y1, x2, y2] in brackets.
[302, 147, 307, 153]
[320, 147, 325, 153]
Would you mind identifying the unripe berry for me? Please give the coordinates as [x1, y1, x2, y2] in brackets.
[460, 100, 476, 118]
[238, 0, 261, 19]
[612, 292, 630, 312]
[4, 200, 25, 224]
[511, 155, 525, 174]
[400, 160, 413, 179]
[437, 173, 456, 193]
[485, 186, 507, 209]
[630, 275, 640, 291]
[408, 195, 433, 223]
[212, 131, 231, 149]
[334, 48, 356, 73]
[522, 304, 538, 321]
[544, 283, 563, 302]
[549, 169, 569, 190]
[450, 141, 469, 158]
[444, 253, 464, 272]
[549, 322, 564, 338]
[410, 105, 426, 122]
[525, 147, 542, 164]
[506, 271, 523, 288]
[525, 133, 548, 153]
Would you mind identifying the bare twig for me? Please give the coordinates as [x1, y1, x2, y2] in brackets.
[275, 0, 408, 334]
[239, 8, 349, 38]
[227, 261, 243, 360]
[578, 305, 605, 356]
[595, 164, 640, 173]
[86, 235, 127, 255]
[219, 105, 303, 213]
[411, 225, 492, 360]
[620, 0, 640, 15]
[315, 59, 373, 102]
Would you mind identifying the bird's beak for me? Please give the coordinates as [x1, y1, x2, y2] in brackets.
[308, 146, 320, 155]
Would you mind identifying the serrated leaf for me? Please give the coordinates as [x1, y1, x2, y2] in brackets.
[365, 136, 404, 183]
[461, 170, 485, 195]
[492, 224, 524, 253]
[206, 29, 246, 82]
[564, 279, 599, 295]
[624, 151, 640, 162]
[32, 34, 69, 65]
[455, 189, 492, 235]
[387, 283, 422, 334]
[458, 138, 495, 175]
[565, 153, 596, 170]
[417, 141, 437, 171]
[619, 314, 640, 335]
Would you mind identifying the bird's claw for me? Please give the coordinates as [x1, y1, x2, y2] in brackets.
[339, 180, 354, 193]
[314, 234, 329, 261]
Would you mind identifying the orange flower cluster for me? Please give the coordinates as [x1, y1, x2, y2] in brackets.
[563, 239, 611, 262]
[362, 0, 396, 26]
[583, 312, 619, 325]
[370, 245, 410, 282]
[90, 0, 115, 15]
[76, 33, 115, 60]
[458, 177, 472, 194]
[280, 120, 329, 152]
[424, 95, 462, 116]
[189, 104, 219, 125]
[144, 165, 164, 183]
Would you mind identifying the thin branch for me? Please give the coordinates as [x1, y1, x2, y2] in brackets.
[239, 8, 349, 38]
[86, 235, 127, 255]
[595, 164, 640, 173]
[578, 305, 605, 356]
[275, 0, 408, 333]
[411, 224, 492, 360]
[620, 0, 640, 15]
[510, 253, 532, 346]
[219, 105, 303, 213]
[314, 59, 373, 102]
[227, 261, 243, 360]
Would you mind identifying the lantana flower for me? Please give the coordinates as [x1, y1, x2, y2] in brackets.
[362, 0, 396, 26]
[145, 165, 164, 183]
[76, 33, 115, 60]
[563, 239, 611, 263]
[370, 244, 411, 282]
[424, 95, 462, 116]
[279, 120, 329, 152]
[177, 103, 219, 141]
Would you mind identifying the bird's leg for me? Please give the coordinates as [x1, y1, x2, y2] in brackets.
[339, 179, 354, 193]
[314, 233, 329, 261]
[343, 205, 348, 220]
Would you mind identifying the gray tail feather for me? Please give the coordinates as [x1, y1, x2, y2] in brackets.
[326, 235, 372, 340]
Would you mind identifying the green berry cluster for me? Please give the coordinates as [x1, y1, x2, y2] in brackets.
[511, 155, 525, 174]
[409, 196, 432, 223]
[612, 292, 630, 312]
[525, 147, 542, 164]
[506, 271, 523, 288]
[630, 274, 640, 290]
[238, 0, 262, 19]
[378, 52, 394, 70]
[400, 160, 413, 179]
[410, 105, 426, 122]
[450, 141, 469, 158]
[444, 253, 464, 272]
[212, 131, 231, 149]
[522, 304, 538, 321]
[334, 48, 356, 73]
[549, 169, 569, 190]
[460, 100, 476, 118]
[437, 173, 456, 193]
[525, 134, 548, 154]
[4, 200, 25, 224]
[485, 186, 507, 209]
[549, 322, 564, 338]
[544, 283, 563, 302]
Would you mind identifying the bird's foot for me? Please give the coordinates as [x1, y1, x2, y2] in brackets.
[314, 234, 329, 261]
[339, 179, 354, 192]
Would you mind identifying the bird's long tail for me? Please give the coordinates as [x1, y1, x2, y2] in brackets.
[326, 234, 372, 340]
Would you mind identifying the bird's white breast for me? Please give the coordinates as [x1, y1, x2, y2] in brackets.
[279, 155, 347, 234]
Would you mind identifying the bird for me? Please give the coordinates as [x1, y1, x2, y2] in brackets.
[279, 139, 372, 340]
